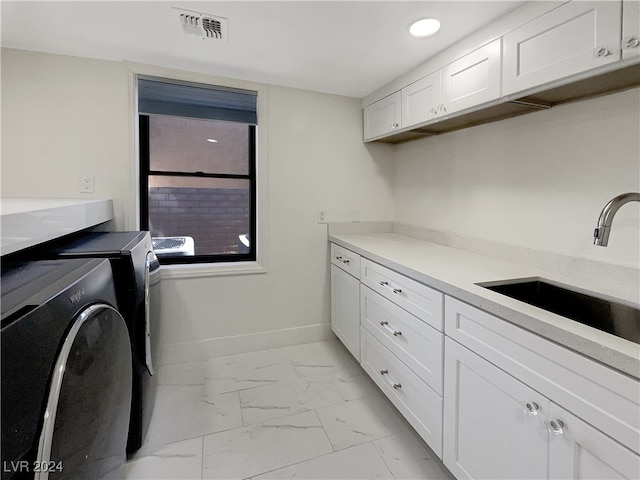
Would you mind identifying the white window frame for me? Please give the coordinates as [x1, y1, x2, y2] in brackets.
[126, 62, 269, 278]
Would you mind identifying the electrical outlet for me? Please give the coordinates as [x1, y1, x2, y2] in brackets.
[318, 209, 328, 224]
[80, 175, 95, 193]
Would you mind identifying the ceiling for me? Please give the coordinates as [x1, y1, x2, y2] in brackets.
[1, 1, 523, 98]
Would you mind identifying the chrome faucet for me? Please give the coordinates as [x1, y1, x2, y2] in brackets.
[593, 192, 640, 246]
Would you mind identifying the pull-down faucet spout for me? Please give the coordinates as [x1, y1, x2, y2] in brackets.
[593, 192, 640, 246]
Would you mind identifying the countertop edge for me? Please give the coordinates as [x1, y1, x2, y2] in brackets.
[1, 198, 114, 256]
[329, 233, 640, 379]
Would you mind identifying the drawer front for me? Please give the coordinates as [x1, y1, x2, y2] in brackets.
[445, 295, 640, 454]
[361, 328, 443, 458]
[361, 258, 443, 331]
[361, 285, 443, 394]
[330, 243, 361, 278]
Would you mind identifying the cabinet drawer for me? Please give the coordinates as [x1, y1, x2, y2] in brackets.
[330, 243, 361, 278]
[361, 285, 443, 394]
[445, 295, 640, 454]
[361, 258, 443, 331]
[361, 328, 443, 458]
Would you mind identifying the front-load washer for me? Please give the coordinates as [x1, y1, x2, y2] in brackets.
[30, 231, 160, 454]
[1, 258, 132, 480]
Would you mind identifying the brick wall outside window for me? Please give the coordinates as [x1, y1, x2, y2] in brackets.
[149, 186, 250, 255]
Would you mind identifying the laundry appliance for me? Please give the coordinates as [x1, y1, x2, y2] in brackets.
[31, 231, 161, 455]
[1, 258, 132, 479]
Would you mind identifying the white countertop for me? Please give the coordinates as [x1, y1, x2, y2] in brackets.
[329, 231, 640, 378]
[1, 197, 114, 255]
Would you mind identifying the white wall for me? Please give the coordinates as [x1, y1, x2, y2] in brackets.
[1, 48, 395, 358]
[393, 88, 640, 268]
[1, 48, 134, 229]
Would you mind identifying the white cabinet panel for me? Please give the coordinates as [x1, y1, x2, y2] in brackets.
[401, 71, 441, 128]
[443, 337, 548, 480]
[549, 403, 640, 480]
[622, 0, 640, 60]
[330, 264, 360, 361]
[361, 328, 443, 458]
[360, 285, 443, 394]
[363, 91, 401, 141]
[444, 295, 640, 455]
[503, 1, 622, 95]
[361, 258, 444, 331]
[442, 39, 502, 115]
[330, 243, 361, 278]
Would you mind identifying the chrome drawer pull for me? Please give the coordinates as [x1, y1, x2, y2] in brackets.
[379, 321, 402, 337]
[379, 368, 402, 390]
[336, 255, 350, 264]
[379, 281, 402, 294]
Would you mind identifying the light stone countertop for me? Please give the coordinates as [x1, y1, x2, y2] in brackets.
[329, 231, 640, 379]
[1, 197, 114, 255]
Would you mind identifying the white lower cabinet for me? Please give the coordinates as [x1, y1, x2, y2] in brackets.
[549, 403, 640, 480]
[361, 328, 443, 458]
[443, 337, 548, 480]
[443, 295, 640, 480]
[330, 263, 360, 361]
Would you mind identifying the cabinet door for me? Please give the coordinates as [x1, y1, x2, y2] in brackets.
[330, 264, 360, 360]
[622, 0, 640, 60]
[363, 91, 401, 141]
[442, 39, 502, 116]
[548, 402, 640, 480]
[443, 338, 548, 480]
[401, 71, 441, 128]
[503, 1, 622, 96]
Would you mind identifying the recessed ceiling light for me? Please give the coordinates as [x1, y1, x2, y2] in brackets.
[409, 18, 441, 38]
[206, 138, 218, 143]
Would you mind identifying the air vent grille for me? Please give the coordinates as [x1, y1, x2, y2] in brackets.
[177, 8, 228, 42]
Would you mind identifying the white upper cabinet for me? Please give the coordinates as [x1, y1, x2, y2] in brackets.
[442, 39, 502, 116]
[622, 0, 640, 59]
[363, 91, 401, 141]
[401, 71, 442, 128]
[503, 1, 622, 96]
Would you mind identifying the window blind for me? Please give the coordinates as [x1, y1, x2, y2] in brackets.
[138, 77, 257, 124]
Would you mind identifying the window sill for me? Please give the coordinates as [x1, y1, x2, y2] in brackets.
[159, 261, 266, 279]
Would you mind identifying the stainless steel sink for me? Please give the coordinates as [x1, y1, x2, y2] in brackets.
[476, 278, 640, 345]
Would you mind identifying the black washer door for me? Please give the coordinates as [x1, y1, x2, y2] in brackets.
[36, 304, 132, 480]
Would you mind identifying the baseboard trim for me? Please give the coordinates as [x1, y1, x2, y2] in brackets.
[156, 323, 333, 365]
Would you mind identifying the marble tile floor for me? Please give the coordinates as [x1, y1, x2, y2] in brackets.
[125, 339, 455, 480]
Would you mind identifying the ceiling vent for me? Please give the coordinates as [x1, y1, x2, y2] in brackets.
[176, 8, 228, 42]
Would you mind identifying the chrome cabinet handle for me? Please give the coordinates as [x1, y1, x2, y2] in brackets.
[548, 419, 564, 435]
[624, 36, 639, 49]
[595, 47, 610, 57]
[429, 107, 438, 115]
[523, 401, 539, 416]
[391, 122, 400, 128]
[438, 104, 447, 113]
[335, 256, 350, 264]
[379, 369, 402, 389]
[379, 281, 402, 294]
[379, 321, 402, 337]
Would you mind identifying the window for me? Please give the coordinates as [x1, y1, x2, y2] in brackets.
[138, 77, 257, 264]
